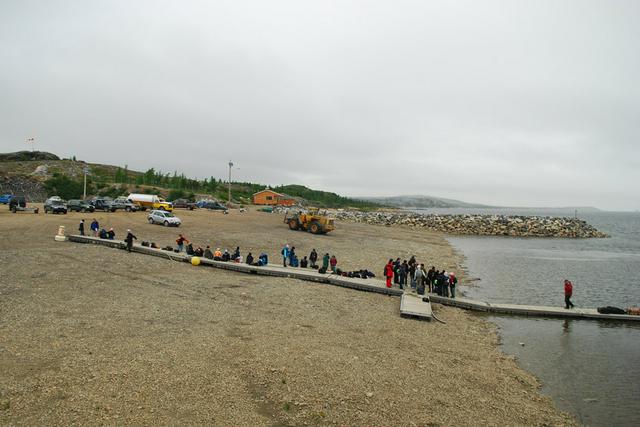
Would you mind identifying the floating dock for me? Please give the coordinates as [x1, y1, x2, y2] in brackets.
[428, 295, 640, 322]
[67, 235, 640, 323]
[400, 294, 432, 321]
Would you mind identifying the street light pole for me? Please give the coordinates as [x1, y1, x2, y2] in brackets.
[228, 161, 233, 207]
[83, 165, 89, 200]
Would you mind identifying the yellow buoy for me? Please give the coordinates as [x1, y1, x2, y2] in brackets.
[191, 256, 201, 266]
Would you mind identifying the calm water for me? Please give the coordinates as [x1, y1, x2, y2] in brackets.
[414, 208, 640, 426]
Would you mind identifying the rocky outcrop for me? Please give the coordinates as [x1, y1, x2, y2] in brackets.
[330, 210, 608, 238]
[0, 151, 60, 162]
[0, 175, 48, 202]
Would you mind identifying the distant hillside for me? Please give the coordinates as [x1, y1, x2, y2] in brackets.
[359, 195, 492, 208]
[0, 151, 379, 208]
[274, 185, 379, 209]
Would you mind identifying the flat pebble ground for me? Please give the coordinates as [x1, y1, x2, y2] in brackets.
[0, 206, 576, 425]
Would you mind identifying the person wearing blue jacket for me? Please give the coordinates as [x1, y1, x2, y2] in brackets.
[281, 244, 290, 267]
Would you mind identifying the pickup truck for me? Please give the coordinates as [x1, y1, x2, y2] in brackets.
[172, 198, 197, 210]
[111, 197, 141, 212]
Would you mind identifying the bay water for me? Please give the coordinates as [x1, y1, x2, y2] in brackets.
[412, 208, 640, 426]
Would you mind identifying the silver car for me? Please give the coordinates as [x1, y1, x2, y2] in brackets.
[147, 209, 181, 227]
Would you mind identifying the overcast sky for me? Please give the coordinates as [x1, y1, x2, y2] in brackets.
[1, 1, 638, 210]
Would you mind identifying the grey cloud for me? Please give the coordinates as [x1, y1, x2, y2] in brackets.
[1, 0, 638, 210]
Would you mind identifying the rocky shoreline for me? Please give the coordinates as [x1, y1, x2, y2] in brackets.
[331, 210, 608, 238]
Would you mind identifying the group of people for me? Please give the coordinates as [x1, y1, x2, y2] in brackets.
[171, 235, 270, 266]
[79, 218, 115, 240]
[281, 245, 338, 273]
[383, 257, 458, 297]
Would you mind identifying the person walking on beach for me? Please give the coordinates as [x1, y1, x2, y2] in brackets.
[329, 255, 337, 273]
[564, 279, 575, 309]
[90, 218, 99, 237]
[124, 229, 137, 252]
[309, 249, 318, 268]
[384, 259, 394, 288]
[78, 219, 85, 236]
[282, 244, 290, 267]
[176, 234, 189, 252]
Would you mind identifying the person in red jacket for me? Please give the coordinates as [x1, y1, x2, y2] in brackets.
[384, 259, 394, 288]
[564, 279, 575, 309]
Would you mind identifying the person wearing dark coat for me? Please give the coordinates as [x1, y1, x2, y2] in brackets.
[204, 246, 214, 259]
[300, 256, 308, 268]
[78, 219, 85, 236]
[246, 252, 254, 265]
[232, 246, 240, 260]
[107, 228, 115, 240]
[309, 249, 318, 268]
[124, 229, 137, 252]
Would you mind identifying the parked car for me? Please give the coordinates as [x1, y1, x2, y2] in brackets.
[0, 194, 13, 204]
[90, 198, 115, 212]
[147, 209, 181, 227]
[44, 199, 68, 214]
[172, 198, 197, 210]
[197, 200, 227, 210]
[67, 199, 95, 212]
[111, 197, 141, 212]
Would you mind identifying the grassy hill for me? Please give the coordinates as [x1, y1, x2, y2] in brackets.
[0, 151, 380, 208]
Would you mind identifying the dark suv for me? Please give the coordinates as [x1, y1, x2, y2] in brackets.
[67, 199, 95, 212]
[90, 198, 115, 212]
[44, 199, 68, 214]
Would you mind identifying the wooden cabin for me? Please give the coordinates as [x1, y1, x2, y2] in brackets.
[252, 189, 295, 206]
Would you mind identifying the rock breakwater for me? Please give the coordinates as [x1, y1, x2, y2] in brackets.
[331, 211, 608, 238]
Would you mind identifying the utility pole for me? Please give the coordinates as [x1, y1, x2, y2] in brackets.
[83, 166, 89, 200]
[228, 161, 233, 207]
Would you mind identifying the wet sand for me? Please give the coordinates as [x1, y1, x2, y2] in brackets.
[0, 206, 576, 425]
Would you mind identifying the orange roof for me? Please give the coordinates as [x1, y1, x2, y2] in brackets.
[252, 189, 285, 197]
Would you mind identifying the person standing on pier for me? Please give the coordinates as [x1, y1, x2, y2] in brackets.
[282, 244, 290, 267]
[309, 249, 318, 268]
[78, 219, 85, 236]
[384, 259, 394, 288]
[124, 229, 137, 252]
[90, 218, 99, 237]
[329, 255, 338, 273]
[564, 279, 575, 309]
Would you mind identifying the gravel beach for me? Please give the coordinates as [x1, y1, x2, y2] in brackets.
[0, 206, 577, 426]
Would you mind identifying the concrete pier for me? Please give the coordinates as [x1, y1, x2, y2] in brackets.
[67, 235, 640, 323]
